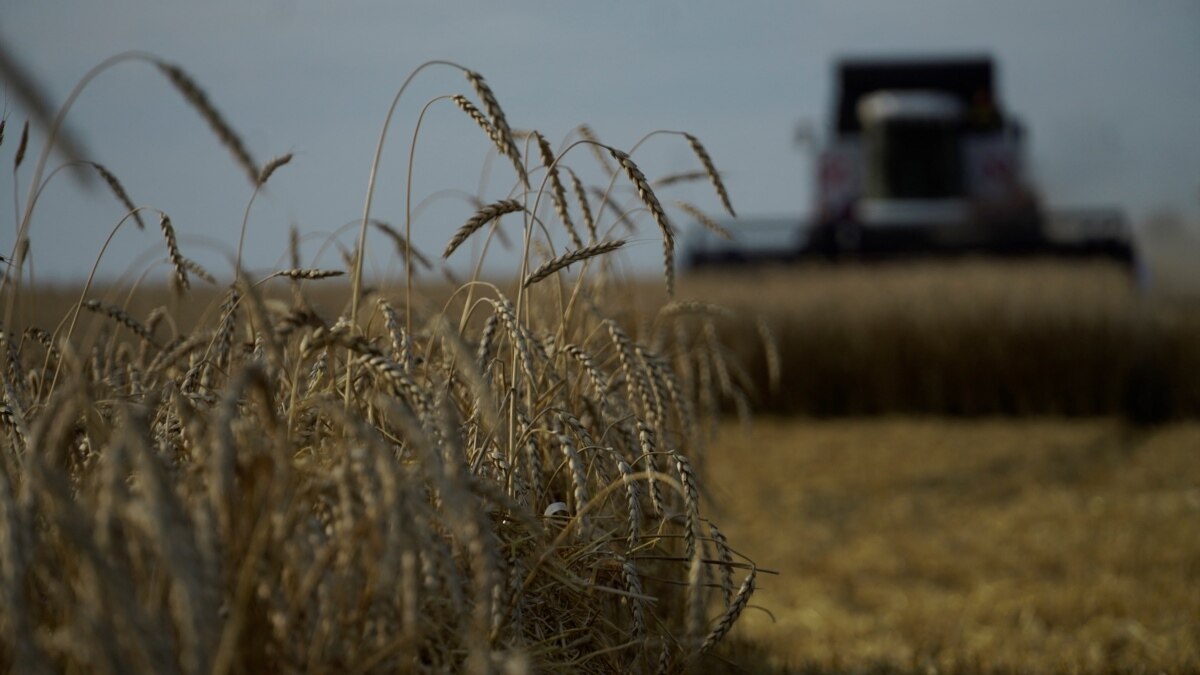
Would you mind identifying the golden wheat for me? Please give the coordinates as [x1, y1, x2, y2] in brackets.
[463, 70, 529, 189]
[157, 213, 189, 292]
[534, 131, 584, 249]
[83, 161, 145, 229]
[256, 152, 293, 186]
[522, 239, 625, 288]
[443, 198, 525, 260]
[0, 60, 757, 675]
[682, 132, 735, 218]
[156, 61, 259, 185]
[12, 120, 28, 170]
[609, 148, 676, 297]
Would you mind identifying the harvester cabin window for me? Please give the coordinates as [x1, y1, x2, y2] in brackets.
[859, 91, 964, 200]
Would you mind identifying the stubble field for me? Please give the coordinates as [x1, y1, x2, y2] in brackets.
[705, 417, 1200, 674]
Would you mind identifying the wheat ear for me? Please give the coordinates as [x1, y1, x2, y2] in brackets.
[451, 94, 493, 137]
[13, 121, 28, 170]
[653, 170, 711, 188]
[609, 148, 675, 296]
[85, 162, 144, 229]
[622, 559, 647, 638]
[158, 214, 189, 292]
[708, 521, 735, 607]
[372, 220, 433, 270]
[683, 133, 735, 217]
[576, 124, 614, 175]
[443, 199, 524, 259]
[699, 567, 757, 654]
[83, 300, 161, 348]
[756, 316, 782, 397]
[523, 240, 625, 288]
[178, 257, 216, 285]
[270, 268, 344, 281]
[256, 152, 293, 185]
[463, 71, 529, 189]
[533, 132, 583, 249]
[565, 167, 597, 243]
[156, 61, 259, 185]
[675, 200, 732, 241]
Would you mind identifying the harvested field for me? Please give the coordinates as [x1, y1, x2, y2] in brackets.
[706, 417, 1200, 674]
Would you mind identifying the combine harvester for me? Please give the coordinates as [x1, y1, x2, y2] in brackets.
[683, 55, 1136, 268]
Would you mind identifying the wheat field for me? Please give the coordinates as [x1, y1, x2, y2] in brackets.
[675, 261, 1200, 420]
[3, 53, 1197, 675]
[0, 57, 760, 674]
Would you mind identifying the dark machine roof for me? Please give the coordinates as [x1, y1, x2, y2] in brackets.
[833, 55, 1000, 134]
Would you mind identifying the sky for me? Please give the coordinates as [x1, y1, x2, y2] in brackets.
[1, 1, 1198, 284]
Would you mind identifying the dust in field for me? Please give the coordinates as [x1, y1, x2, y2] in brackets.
[704, 417, 1200, 673]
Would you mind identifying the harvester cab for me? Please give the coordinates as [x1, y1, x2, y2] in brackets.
[806, 55, 1044, 256]
[681, 54, 1135, 270]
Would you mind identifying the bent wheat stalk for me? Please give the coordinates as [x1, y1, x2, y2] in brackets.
[443, 199, 525, 260]
[522, 240, 625, 288]
[682, 132, 736, 217]
[464, 70, 529, 189]
[609, 148, 676, 297]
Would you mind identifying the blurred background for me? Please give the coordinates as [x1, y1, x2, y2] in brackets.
[0, 0, 1197, 289]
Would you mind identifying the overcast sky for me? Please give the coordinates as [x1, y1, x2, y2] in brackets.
[1, 1, 1198, 283]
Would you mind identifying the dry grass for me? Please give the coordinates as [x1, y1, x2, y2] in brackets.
[0, 59, 750, 674]
[705, 417, 1200, 674]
